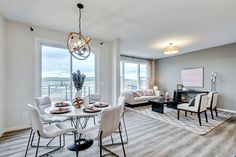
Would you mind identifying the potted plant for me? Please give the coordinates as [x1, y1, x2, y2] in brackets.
[72, 69, 86, 98]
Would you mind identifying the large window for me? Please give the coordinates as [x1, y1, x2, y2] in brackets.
[120, 60, 149, 91]
[41, 45, 96, 101]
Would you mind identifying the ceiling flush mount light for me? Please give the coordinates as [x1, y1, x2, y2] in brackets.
[163, 43, 179, 55]
[67, 3, 91, 60]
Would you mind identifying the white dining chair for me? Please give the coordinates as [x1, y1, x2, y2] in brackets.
[177, 93, 208, 126]
[118, 95, 128, 142]
[35, 96, 69, 124]
[25, 104, 77, 157]
[31, 96, 71, 148]
[207, 92, 219, 119]
[79, 105, 126, 157]
[88, 94, 101, 102]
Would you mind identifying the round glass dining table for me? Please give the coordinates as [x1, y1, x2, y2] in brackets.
[44, 103, 109, 151]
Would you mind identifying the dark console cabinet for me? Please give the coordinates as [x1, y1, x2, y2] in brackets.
[174, 90, 209, 103]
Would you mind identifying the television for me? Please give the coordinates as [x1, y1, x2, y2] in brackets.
[181, 67, 204, 87]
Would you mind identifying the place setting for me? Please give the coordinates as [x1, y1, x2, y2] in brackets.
[50, 107, 71, 114]
[54, 101, 70, 107]
[83, 101, 109, 113]
[49, 101, 71, 114]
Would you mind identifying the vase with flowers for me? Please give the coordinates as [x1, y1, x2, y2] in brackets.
[72, 69, 86, 98]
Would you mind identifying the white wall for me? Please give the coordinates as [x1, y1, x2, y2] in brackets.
[0, 12, 5, 136]
[4, 20, 114, 129]
[156, 43, 236, 111]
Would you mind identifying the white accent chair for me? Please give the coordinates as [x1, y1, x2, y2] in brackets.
[207, 92, 218, 119]
[25, 104, 77, 157]
[88, 94, 101, 102]
[35, 96, 69, 124]
[79, 105, 126, 157]
[177, 94, 208, 126]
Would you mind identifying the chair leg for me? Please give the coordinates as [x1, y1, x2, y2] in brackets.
[210, 108, 214, 119]
[62, 134, 65, 147]
[25, 129, 33, 157]
[204, 111, 208, 123]
[99, 134, 103, 157]
[185, 111, 187, 117]
[110, 135, 114, 144]
[35, 134, 40, 157]
[30, 132, 35, 147]
[119, 124, 126, 157]
[59, 135, 62, 147]
[177, 110, 180, 119]
[198, 113, 202, 126]
[215, 107, 218, 117]
[122, 116, 129, 142]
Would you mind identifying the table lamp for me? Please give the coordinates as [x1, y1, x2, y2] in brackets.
[153, 86, 159, 91]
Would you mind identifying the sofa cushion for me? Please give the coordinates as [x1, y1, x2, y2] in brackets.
[133, 91, 142, 97]
[134, 96, 148, 102]
[143, 89, 154, 96]
[135, 90, 144, 96]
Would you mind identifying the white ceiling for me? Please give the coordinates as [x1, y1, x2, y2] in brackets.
[0, 0, 236, 59]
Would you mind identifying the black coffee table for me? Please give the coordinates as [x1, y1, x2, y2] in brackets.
[149, 98, 178, 114]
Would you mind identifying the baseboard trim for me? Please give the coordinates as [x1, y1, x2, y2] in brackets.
[0, 130, 4, 137]
[218, 108, 236, 114]
[0, 125, 30, 138]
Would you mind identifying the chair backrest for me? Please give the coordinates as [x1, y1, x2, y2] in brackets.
[207, 92, 218, 108]
[118, 95, 126, 106]
[35, 96, 52, 114]
[118, 95, 126, 116]
[194, 93, 208, 112]
[98, 105, 122, 139]
[83, 96, 89, 107]
[88, 94, 101, 102]
[27, 104, 44, 134]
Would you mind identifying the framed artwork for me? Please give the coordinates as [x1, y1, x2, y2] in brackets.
[181, 67, 204, 88]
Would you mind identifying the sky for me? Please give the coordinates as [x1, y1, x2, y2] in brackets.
[42, 45, 95, 78]
[42, 45, 147, 79]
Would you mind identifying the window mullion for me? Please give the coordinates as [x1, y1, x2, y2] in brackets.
[122, 62, 124, 91]
[138, 64, 140, 89]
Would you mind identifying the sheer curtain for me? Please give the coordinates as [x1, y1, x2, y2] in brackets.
[146, 60, 155, 89]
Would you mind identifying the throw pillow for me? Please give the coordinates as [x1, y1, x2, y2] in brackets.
[189, 98, 195, 106]
[143, 90, 154, 96]
[133, 91, 142, 97]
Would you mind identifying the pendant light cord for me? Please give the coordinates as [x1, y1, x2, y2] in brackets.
[78, 8, 82, 33]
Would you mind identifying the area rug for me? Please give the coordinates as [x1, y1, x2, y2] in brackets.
[129, 105, 233, 135]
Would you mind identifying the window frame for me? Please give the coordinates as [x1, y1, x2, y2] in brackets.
[120, 60, 148, 92]
[35, 39, 98, 100]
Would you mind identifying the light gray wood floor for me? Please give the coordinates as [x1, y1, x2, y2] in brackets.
[0, 110, 236, 157]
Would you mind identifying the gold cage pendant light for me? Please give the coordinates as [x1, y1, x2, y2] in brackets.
[67, 3, 91, 60]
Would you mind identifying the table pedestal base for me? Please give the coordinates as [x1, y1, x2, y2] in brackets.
[67, 139, 93, 151]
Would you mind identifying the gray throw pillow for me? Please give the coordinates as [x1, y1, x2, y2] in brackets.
[189, 98, 195, 106]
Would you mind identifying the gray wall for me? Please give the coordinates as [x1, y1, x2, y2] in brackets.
[156, 43, 236, 111]
[0, 12, 5, 135]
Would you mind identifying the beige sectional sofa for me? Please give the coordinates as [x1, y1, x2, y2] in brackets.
[121, 89, 160, 106]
